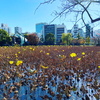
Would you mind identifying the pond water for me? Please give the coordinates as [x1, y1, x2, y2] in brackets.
[0, 67, 100, 100]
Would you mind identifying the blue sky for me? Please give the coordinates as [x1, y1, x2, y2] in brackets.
[0, 0, 100, 34]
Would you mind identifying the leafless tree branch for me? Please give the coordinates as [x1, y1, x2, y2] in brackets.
[76, 1, 93, 22]
[35, 0, 100, 25]
[50, 2, 79, 23]
[34, 0, 56, 14]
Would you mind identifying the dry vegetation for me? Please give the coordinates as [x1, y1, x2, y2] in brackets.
[0, 46, 100, 100]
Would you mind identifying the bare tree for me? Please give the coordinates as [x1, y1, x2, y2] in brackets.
[36, 0, 100, 25]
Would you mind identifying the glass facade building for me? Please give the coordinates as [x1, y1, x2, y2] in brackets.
[44, 24, 56, 42]
[36, 23, 47, 38]
[44, 24, 56, 35]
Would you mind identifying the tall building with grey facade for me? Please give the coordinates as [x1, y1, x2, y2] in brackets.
[56, 24, 66, 43]
[72, 24, 84, 38]
[0, 23, 11, 35]
[85, 24, 93, 38]
[72, 24, 78, 38]
[44, 24, 56, 41]
[15, 27, 22, 35]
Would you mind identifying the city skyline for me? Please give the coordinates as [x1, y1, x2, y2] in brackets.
[0, 0, 100, 33]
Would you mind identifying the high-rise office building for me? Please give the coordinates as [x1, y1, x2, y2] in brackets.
[72, 24, 85, 38]
[8, 28, 11, 34]
[36, 23, 66, 43]
[15, 27, 22, 35]
[78, 28, 84, 37]
[72, 24, 79, 38]
[44, 24, 56, 41]
[0, 23, 11, 35]
[44, 24, 56, 35]
[85, 24, 93, 38]
[67, 30, 72, 33]
[56, 24, 66, 42]
[36, 23, 47, 38]
[90, 28, 93, 37]
[43, 24, 66, 43]
[86, 24, 91, 38]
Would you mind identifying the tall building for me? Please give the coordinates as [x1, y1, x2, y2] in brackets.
[36, 23, 66, 43]
[78, 28, 84, 37]
[72, 24, 79, 38]
[71, 24, 85, 38]
[8, 28, 11, 34]
[0, 23, 11, 35]
[86, 24, 91, 38]
[15, 27, 22, 34]
[56, 24, 66, 43]
[43, 24, 66, 43]
[90, 28, 93, 37]
[36, 23, 47, 38]
[67, 30, 71, 33]
[44, 24, 56, 41]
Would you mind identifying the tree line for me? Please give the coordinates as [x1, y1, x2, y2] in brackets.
[40, 33, 100, 46]
[0, 29, 39, 46]
[0, 29, 100, 46]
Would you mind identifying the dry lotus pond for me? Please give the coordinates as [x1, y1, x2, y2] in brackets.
[0, 46, 100, 100]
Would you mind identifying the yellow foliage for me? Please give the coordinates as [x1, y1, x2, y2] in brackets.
[82, 52, 85, 55]
[70, 53, 77, 57]
[16, 60, 23, 66]
[46, 53, 50, 55]
[9, 61, 14, 64]
[41, 65, 49, 69]
[77, 58, 81, 61]
[98, 66, 100, 68]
